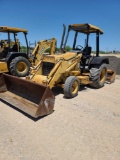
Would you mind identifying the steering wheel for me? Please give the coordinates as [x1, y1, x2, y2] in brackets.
[75, 45, 83, 51]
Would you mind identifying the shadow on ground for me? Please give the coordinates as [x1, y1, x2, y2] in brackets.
[0, 99, 54, 121]
[52, 85, 90, 98]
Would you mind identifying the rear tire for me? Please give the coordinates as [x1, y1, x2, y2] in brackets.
[9, 56, 31, 77]
[64, 76, 80, 98]
[90, 63, 107, 88]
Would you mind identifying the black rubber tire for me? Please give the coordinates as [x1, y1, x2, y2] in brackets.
[64, 76, 80, 98]
[90, 63, 107, 88]
[9, 56, 31, 77]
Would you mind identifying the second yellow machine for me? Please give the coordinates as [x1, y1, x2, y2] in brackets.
[0, 26, 56, 77]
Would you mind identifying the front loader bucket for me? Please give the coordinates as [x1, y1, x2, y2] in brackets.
[106, 69, 116, 83]
[0, 73, 55, 118]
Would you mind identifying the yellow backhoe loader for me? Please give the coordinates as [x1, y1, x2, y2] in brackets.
[0, 26, 56, 77]
[0, 23, 115, 118]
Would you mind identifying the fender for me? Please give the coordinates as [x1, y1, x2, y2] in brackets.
[90, 56, 109, 65]
[6, 52, 29, 62]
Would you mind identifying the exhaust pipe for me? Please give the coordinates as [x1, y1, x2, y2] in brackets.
[59, 24, 66, 52]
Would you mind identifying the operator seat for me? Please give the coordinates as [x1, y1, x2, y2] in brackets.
[82, 46, 91, 56]
[80, 46, 92, 71]
[12, 44, 18, 52]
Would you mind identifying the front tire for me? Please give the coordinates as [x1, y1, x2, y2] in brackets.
[90, 63, 107, 88]
[64, 76, 80, 98]
[9, 56, 31, 77]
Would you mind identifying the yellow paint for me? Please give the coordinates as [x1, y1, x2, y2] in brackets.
[0, 62, 9, 73]
[32, 38, 56, 66]
[0, 26, 27, 33]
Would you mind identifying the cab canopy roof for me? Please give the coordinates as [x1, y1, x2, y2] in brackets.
[69, 23, 103, 34]
[0, 26, 27, 33]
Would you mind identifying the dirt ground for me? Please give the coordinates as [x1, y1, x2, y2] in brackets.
[0, 54, 120, 160]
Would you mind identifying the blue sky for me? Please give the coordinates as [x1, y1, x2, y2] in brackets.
[0, 0, 120, 51]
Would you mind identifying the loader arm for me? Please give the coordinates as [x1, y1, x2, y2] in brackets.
[30, 52, 82, 89]
[48, 56, 82, 88]
[31, 38, 56, 65]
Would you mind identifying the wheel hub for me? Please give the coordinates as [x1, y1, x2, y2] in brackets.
[72, 81, 79, 94]
[17, 62, 27, 73]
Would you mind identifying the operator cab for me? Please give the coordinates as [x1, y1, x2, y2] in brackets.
[0, 26, 28, 59]
[0, 39, 19, 59]
[60, 23, 103, 71]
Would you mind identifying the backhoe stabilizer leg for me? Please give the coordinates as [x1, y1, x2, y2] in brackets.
[106, 69, 116, 84]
